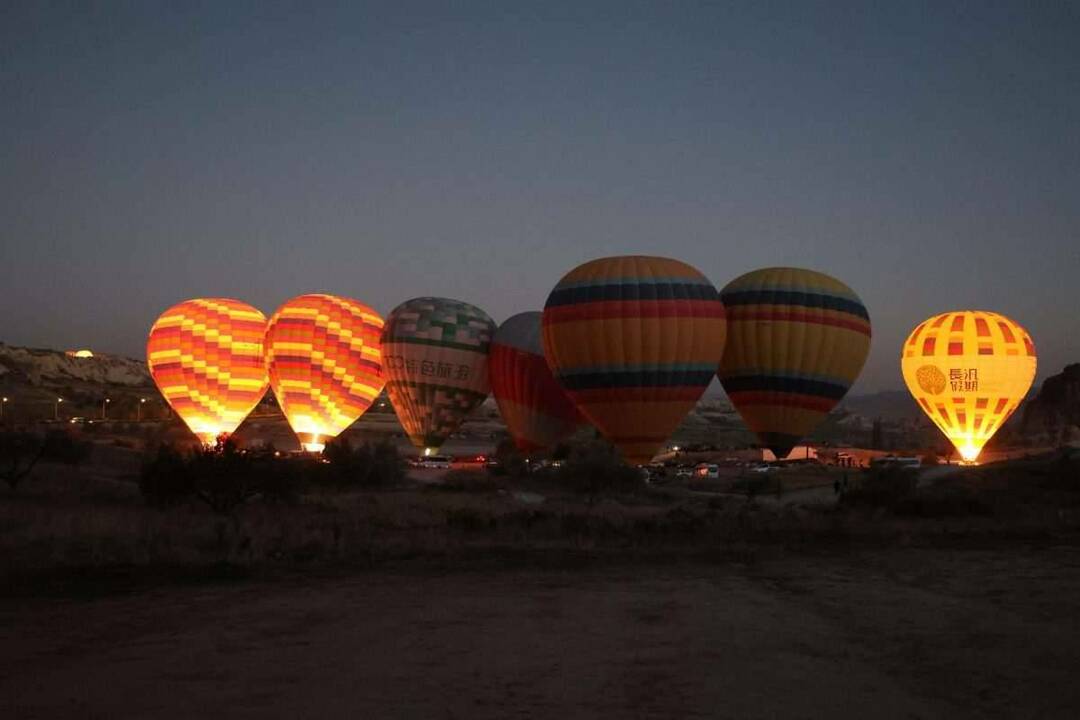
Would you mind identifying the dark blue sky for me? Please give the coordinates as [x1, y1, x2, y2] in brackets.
[2, 1, 1077, 392]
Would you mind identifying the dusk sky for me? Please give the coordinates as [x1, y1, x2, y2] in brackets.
[2, 1, 1077, 393]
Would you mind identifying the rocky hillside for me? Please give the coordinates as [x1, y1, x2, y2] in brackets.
[0, 344, 150, 389]
[1022, 364, 1080, 444]
[0, 344, 154, 421]
[838, 390, 922, 423]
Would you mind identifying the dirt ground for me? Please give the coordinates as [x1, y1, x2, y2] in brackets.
[3, 547, 1080, 719]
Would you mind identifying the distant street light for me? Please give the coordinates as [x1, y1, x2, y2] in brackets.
[55, 397, 63, 421]
[102, 397, 111, 420]
[1, 396, 8, 421]
[138, 397, 146, 422]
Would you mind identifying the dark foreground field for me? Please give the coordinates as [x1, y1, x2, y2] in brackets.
[3, 446, 1080, 718]
[3, 547, 1080, 719]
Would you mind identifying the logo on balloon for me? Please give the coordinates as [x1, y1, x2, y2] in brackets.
[916, 365, 947, 395]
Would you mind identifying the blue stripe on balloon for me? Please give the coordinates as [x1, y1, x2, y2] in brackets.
[721, 374, 850, 399]
[546, 281, 720, 308]
[559, 362, 719, 376]
[553, 276, 715, 291]
[720, 289, 869, 320]
[720, 368, 855, 389]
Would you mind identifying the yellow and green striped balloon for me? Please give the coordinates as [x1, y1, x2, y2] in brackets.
[718, 267, 871, 459]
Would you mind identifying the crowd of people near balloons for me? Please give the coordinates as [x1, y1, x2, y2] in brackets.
[146, 255, 1037, 467]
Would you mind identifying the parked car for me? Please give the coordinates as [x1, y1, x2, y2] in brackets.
[451, 454, 487, 469]
[675, 466, 694, 479]
[694, 463, 720, 480]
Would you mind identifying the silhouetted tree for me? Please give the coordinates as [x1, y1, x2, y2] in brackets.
[0, 430, 45, 490]
[493, 438, 525, 476]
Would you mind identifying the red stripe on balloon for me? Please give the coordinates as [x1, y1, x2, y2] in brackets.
[543, 299, 725, 324]
[568, 386, 707, 403]
[725, 309, 871, 336]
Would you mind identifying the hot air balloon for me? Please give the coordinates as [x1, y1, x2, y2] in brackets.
[264, 294, 386, 452]
[146, 298, 269, 445]
[718, 267, 871, 460]
[901, 311, 1036, 463]
[382, 297, 495, 454]
[489, 312, 584, 453]
[542, 256, 727, 465]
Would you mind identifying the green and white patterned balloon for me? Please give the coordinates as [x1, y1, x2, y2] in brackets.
[381, 297, 495, 452]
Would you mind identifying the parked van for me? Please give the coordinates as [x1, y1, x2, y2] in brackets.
[418, 454, 452, 469]
[870, 456, 921, 470]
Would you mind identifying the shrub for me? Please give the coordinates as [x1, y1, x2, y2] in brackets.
[439, 469, 501, 493]
[41, 430, 92, 466]
[1037, 453, 1080, 492]
[139, 443, 196, 507]
[187, 437, 263, 513]
[140, 438, 293, 513]
[893, 483, 991, 517]
[321, 437, 405, 488]
[368, 439, 406, 486]
[0, 430, 45, 490]
[840, 465, 918, 509]
[0, 429, 90, 490]
[492, 437, 526, 476]
[732, 475, 773, 497]
[551, 440, 644, 502]
[139, 437, 407, 511]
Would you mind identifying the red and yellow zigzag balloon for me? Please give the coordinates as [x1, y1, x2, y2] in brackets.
[265, 294, 386, 452]
[147, 298, 269, 445]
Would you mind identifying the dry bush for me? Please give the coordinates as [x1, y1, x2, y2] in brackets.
[437, 469, 501, 493]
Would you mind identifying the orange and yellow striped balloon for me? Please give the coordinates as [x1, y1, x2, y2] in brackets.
[542, 256, 727, 465]
[901, 311, 1036, 463]
[265, 294, 386, 452]
[147, 298, 269, 445]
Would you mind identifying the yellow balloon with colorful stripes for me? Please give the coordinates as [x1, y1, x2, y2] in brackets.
[265, 294, 386, 452]
[542, 256, 727, 465]
[901, 311, 1036, 463]
[146, 298, 269, 445]
[718, 267, 871, 460]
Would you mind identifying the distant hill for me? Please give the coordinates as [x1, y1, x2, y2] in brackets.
[1022, 364, 1080, 444]
[0, 343, 153, 420]
[837, 390, 922, 422]
[0, 344, 149, 388]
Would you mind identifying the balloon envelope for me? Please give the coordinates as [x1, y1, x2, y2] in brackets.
[718, 267, 871, 460]
[489, 312, 583, 453]
[382, 297, 495, 453]
[264, 294, 386, 452]
[901, 310, 1036, 463]
[542, 256, 727, 465]
[146, 298, 269, 445]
